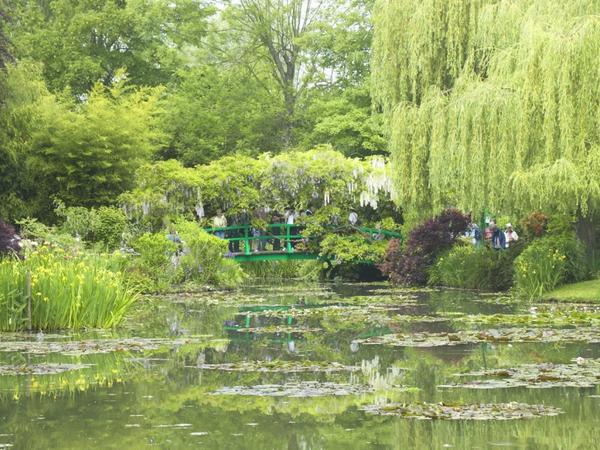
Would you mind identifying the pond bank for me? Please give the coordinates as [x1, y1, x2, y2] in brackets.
[543, 279, 600, 303]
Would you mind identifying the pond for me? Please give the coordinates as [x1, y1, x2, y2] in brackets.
[0, 283, 598, 449]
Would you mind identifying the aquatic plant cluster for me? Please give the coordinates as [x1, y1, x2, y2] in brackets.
[442, 359, 600, 389]
[0, 247, 137, 331]
[361, 402, 562, 421]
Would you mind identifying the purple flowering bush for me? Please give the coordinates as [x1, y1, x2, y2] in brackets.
[380, 209, 470, 285]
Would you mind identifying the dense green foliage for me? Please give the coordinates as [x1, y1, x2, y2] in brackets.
[128, 232, 179, 292]
[429, 244, 523, 292]
[2, 0, 382, 177]
[3, 0, 595, 292]
[0, 1, 11, 70]
[514, 232, 586, 300]
[10, 0, 213, 94]
[175, 220, 246, 288]
[56, 204, 127, 250]
[0, 247, 137, 331]
[0, 65, 162, 221]
[127, 221, 246, 292]
[1, 0, 386, 222]
[424, 211, 590, 297]
[373, 0, 600, 229]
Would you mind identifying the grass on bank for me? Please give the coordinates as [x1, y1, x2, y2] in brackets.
[542, 279, 600, 303]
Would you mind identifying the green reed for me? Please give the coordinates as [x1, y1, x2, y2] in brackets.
[0, 247, 138, 331]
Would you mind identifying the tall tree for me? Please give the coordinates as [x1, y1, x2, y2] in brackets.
[10, 0, 214, 94]
[372, 0, 600, 244]
[29, 73, 163, 208]
[158, 64, 284, 165]
[298, 0, 386, 157]
[227, 0, 328, 148]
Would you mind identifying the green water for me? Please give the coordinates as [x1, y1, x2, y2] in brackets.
[0, 283, 598, 449]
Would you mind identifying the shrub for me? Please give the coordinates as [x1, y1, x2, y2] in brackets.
[514, 232, 586, 300]
[380, 209, 470, 285]
[317, 233, 388, 281]
[57, 205, 127, 249]
[176, 220, 246, 288]
[128, 222, 246, 291]
[320, 234, 388, 266]
[520, 211, 548, 240]
[0, 247, 138, 331]
[429, 242, 524, 291]
[129, 232, 179, 292]
[95, 207, 127, 249]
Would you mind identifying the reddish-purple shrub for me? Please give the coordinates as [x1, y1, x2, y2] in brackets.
[380, 209, 470, 285]
[520, 211, 548, 240]
[0, 219, 20, 256]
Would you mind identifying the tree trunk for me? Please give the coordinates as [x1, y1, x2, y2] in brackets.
[282, 89, 295, 149]
[576, 214, 598, 261]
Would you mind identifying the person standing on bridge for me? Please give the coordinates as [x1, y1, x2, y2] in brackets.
[348, 208, 359, 226]
[284, 208, 296, 249]
[271, 210, 283, 251]
[212, 209, 227, 239]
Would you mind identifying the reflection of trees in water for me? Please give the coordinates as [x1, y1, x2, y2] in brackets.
[0, 352, 136, 400]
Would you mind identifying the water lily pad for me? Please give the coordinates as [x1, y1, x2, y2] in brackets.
[361, 402, 562, 420]
[0, 363, 91, 376]
[454, 311, 600, 327]
[353, 327, 600, 347]
[211, 381, 374, 397]
[440, 358, 600, 389]
[239, 305, 446, 327]
[188, 361, 358, 373]
[234, 326, 322, 334]
[0, 337, 224, 356]
[240, 304, 407, 319]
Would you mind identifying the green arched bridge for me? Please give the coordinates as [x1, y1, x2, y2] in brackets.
[204, 223, 402, 262]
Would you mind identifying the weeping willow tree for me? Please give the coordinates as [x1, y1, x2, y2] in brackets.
[372, 0, 600, 246]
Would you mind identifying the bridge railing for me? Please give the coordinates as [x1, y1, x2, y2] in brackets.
[203, 223, 402, 256]
[203, 223, 303, 255]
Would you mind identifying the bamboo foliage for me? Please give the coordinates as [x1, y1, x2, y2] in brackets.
[373, 0, 600, 219]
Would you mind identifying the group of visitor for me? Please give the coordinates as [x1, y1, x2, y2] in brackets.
[208, 207, 362, 253]
[467, 220, 519, 249]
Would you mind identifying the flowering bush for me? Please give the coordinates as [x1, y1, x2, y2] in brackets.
[514, 232, 586, 300]
[380, 209, 470, 285]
